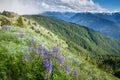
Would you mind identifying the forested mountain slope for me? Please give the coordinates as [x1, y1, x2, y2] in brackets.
[42, 12, 120, 38]
[25, 15, 120, 78]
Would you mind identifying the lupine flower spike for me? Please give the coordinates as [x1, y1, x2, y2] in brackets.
[22, 50, 30, 63]
[38, 44, 43, 57]
[43, 59, 53, 72]
[72, 70, 77, 78]
[38, 44, 43, 53]
[52, 45, 59, 53]
[43, 59, 53, 80]
[57, 55, 64, 66]
[43, 59, 49, 69]
[31, 37, 34, 46]
[29, 37, 35, 53]
[65, 65, 70, 73]
[48, 61, 53, 73]
[44, 49, 49, 56]
[52, 45, 59, 57]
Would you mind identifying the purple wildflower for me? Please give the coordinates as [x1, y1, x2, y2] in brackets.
[43, 49, 52, 58]
[72, 70, 77, 76]
[31, 37, 34, 46]
[65, 65, 70, 73]
[1, 25, 11, 31]
[22, 51, 30, 63]
[47, 61, 53, 72]
[38, 44, 43, 53]
[22, 56, 27, 63]
[52, 45, 59, 53]
[29, 46, 36, 54]
[43, 59, 53, 72]
[47, 51, 52, 58]
[30, 37, 35, 48]
[43, 59, 49, 68]
[19, 34, 24, 38]
[57, 55, 64, 65]
[29, 47, 33, 53]
[29, 37, 35, 53]
[44, 49, 49, 56]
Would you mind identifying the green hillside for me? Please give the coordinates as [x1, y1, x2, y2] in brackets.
[0, 11, 120, 80]
[25, 15, 120, 55]
[25, 15, 120, 78]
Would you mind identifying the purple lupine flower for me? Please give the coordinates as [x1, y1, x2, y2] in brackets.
[22, 56, 27, 62]
[65, 65, 70, 73]
[72, 70, 77, 76]
[29, 47, 33, 53]
[52, 45, 59, 53]
[57, 55, 64, 65]
[43, 59, 49, 68]
[22, 51, 30, 63]
[31, 37, 34, 46]
[29, 46, 37, 54]
[43, 59, 53, 72]
[1, 25, 11, 31]
[44, 49, 49, 56]
[47, 51, 52, 58]
[29, 37, 35, 53]
[38, 44, 43, 53]
[19, 33, 25, 38]
[30, 37, 35, 47]
[47, 61, 53, 72]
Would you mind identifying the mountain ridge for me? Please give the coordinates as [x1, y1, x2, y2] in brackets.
[41, 11, 120, 38]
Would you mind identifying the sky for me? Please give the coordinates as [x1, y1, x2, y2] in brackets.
[94, 0, 120, 11]
[0, 0, 120, 14]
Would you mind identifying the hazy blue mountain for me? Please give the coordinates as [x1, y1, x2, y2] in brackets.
[41, 12, 120, 38]
[94, 12, 120, 23]
[41, 11, 76, 21]
[70, 12, 120, 38]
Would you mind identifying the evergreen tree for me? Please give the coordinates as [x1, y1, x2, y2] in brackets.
[17, 16, 24, 27]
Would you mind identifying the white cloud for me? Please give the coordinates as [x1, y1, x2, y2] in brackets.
[41, 2, 49, 9]
[0, 0, 108, 14]
[0, 0, 40, 14]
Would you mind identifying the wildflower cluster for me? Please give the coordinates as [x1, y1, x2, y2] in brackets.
[43, 59, 53, 72]
[22, 37, 78, 79]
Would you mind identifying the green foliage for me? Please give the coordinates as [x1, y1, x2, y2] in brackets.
[0, 30, 21, 44]
[0, 12, 120, 80]
[25, 15, 120, 55]
[17, 16, 24, 27]
[2, 11, 19, 18]
[0, 51, 45, 80]
[25, 15, 120, 78]
[0, 16, 11, 26]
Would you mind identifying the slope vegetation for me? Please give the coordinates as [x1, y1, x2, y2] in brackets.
[42, 12, 120, 38]
[0, 11, 119, 80]
[25, 15, 120, 78]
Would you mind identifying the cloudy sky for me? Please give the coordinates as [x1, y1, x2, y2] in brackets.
[0, 0, 120, 14]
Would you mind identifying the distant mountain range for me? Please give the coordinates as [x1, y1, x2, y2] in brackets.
[41, 12, 120, 38]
